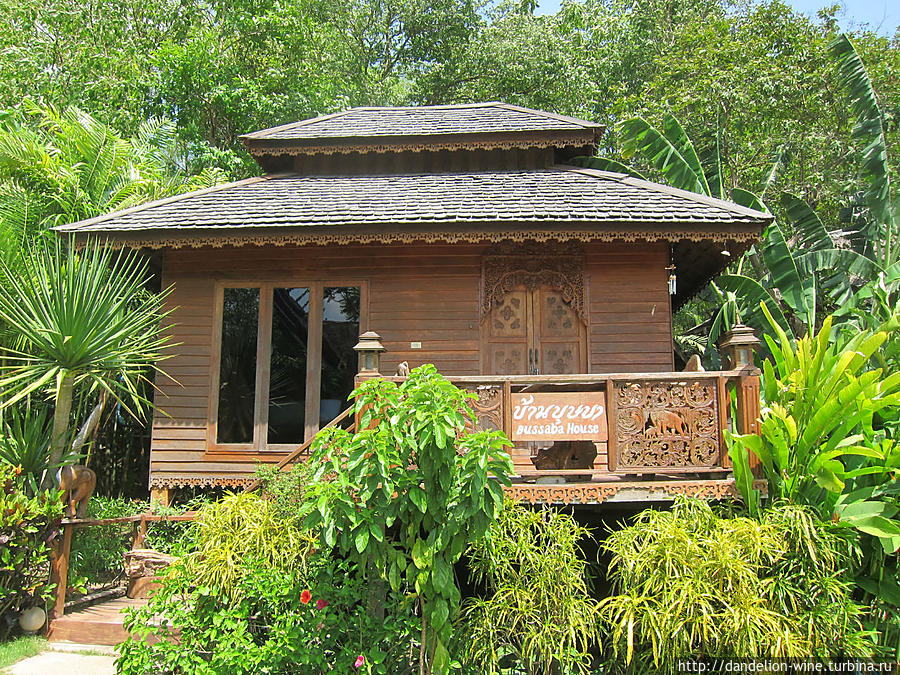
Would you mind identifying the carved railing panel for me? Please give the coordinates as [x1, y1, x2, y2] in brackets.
[614, 380, 720, 470]
[464, 384, 504, 433]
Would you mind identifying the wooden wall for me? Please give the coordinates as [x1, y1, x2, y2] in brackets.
[149, 240, 672, 488]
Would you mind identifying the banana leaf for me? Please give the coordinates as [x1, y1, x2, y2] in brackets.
[717, 274, 792, 336]
[619, 117, 708, 196]
[759, 223, 815, 332]
[830, 33, 895, 261]
[567, 156, 648, 181]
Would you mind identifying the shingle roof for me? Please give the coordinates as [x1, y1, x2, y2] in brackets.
[241, 102, 602, 142]
[55, 166, 770, 235]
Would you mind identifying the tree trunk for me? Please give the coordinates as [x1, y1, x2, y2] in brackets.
[41, 372, 74, 490]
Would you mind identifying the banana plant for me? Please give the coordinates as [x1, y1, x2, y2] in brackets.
[831, 33, 898, 270]
[571, 112, 773, 213]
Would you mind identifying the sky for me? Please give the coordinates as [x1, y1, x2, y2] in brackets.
[535, 0, 899, 36]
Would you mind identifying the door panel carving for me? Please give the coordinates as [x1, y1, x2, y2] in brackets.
[490, 345, 527, 376]
[491, 291, 527, 337]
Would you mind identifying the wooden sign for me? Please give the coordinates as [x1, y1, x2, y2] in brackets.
[510, 392, 607, 441]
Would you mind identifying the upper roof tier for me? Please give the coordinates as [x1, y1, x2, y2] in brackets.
[240, 102, 605, 164]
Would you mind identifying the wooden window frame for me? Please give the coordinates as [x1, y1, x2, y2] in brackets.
[207, 279, 368, 453]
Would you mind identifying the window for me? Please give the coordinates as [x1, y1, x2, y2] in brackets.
[212, 282, 362, 450]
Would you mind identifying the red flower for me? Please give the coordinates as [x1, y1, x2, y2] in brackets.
[300, 589, 311, 604]
[316, 598, 328, 609]
[354, 655, 365, 669]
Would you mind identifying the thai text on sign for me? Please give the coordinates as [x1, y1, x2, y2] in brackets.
[510, 392, 608, 441]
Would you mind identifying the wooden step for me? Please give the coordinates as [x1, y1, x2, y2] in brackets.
[47, 597, 148, 646]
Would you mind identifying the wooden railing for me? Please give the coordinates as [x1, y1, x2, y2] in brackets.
[240, 369, 760, 487]
[48, 511, 197, 619]
[374, 370, 760, 481]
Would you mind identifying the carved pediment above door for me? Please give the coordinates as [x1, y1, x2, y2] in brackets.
[480, 240, 586, 325]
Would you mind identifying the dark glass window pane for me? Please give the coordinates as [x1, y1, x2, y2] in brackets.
[320, 287, 360, 424]
[217, 288, 259, 444]
[268, 287, 309, 443]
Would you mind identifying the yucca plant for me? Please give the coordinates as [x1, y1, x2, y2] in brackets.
[0, 239, 173, 488]
[457, 500, 601, 675]
[0, 403, 81, 495]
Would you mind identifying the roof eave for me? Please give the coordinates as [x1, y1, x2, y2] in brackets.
[240, 128, 605, 155]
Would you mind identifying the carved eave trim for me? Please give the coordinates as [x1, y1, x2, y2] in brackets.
[67, 224, 762, 251]
[149, 475, 764, 505]
[242, 129, 601, 157]
[503, 479, 752, 505]
[150, 476, 255, 489]
[481, 240, 586, 323]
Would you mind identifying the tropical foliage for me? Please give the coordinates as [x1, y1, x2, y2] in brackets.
[0, 241, 173, 488]
[457, 500, 601, 675]
[301, 364, 513, 674]
[0, 464, 62, 641]
[0, 103, 225, 267]
[601, 498, 872, 671]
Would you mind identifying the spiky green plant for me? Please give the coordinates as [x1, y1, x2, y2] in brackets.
[0, 239, 173, 488]
[185, 492, 317, 601]
[457, 500, 601, 675]
[0, 403, 80, 495]
[600, 498, 872, 672]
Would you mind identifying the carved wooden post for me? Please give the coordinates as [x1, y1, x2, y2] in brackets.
[49, 522, 73, 619]
[150, 487, 172, 508]
[718, 324, 762, 472]
[353, 331, 386, 429]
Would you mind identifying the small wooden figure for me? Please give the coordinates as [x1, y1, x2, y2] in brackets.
[57, 465, 96, 519]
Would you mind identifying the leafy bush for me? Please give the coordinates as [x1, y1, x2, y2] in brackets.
[68, 496, 145, 589]
[457, 500, 601, 675]
[600, 498, 872, 672]
[0, 464, 62, 641]
[117, 492, 418, 674]
[302, 364, 513, 674]
[185, 491, 316, 601]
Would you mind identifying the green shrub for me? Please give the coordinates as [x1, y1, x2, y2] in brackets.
[0, 464, 62, 641]
[457, 499, 601, 675]
[302, 364, 513, 674]
[119, 552, 419, 675]
[117, 492, 419, 674]
[184, 491, 316, 601]
[68, 496, 145, 589]
[600, 498, 873, 672]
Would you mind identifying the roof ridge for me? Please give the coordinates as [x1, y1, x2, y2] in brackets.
[557, 165, 772, 220]
[241, 102, 601, 141]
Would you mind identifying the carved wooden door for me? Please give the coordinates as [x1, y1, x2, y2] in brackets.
[534, 288, 583, 375]
[485, 287, 585, 375]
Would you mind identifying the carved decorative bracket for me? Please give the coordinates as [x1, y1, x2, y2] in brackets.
[481, 240, 586, 323]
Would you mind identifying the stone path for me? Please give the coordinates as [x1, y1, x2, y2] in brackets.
[3, 644, 117, 675]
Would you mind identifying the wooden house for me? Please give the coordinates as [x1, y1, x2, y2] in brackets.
[56, 102, 770, 506]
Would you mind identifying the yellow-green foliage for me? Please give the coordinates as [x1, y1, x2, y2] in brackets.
[184, 492, 316, 601]
[458, 500, 601, 675]
[601, 498, 872, 671]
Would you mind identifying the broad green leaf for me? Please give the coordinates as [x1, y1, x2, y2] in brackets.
[568, 155, 648, 181]
[619, 117, 707, 195]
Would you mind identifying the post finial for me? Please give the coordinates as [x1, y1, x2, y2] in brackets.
[718, 324, 761, 371]
[354, 331, 386, 377]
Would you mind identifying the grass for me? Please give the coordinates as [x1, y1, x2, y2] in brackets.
[0, 636, 46, 669]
